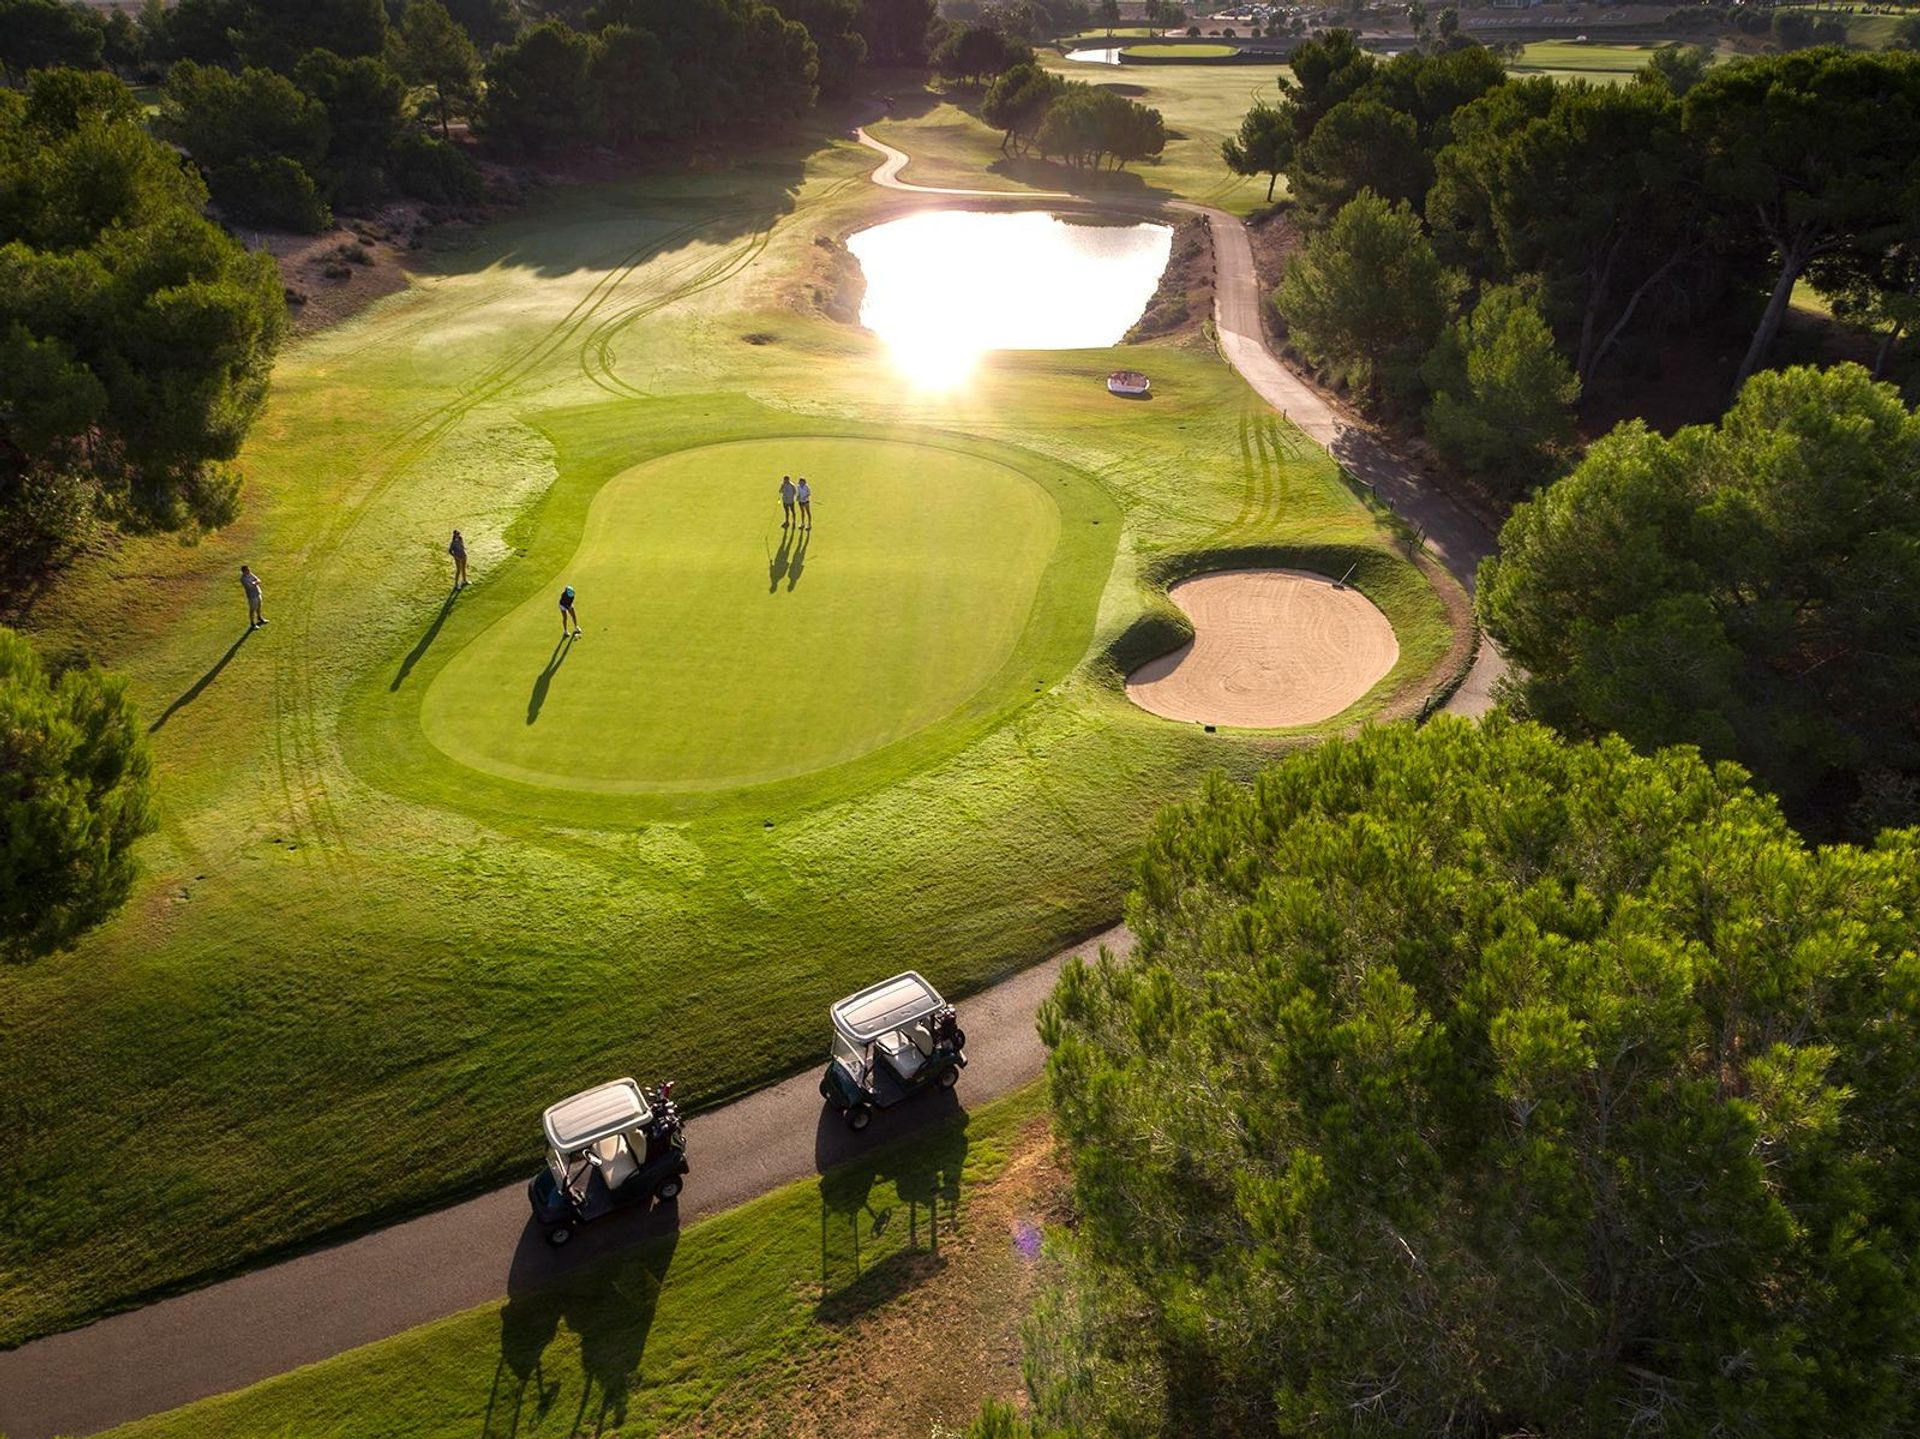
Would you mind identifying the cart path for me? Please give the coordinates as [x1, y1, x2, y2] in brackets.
[0, 926, 1125, 1439]
[856, 122, 1505, 714]
[0, 121, 1509, 1439]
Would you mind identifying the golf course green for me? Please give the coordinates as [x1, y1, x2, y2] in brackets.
[421, 435, 1096, 791]
[0, 109, 1462, 1351]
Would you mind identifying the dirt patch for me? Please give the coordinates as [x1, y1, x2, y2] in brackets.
[1125, 214, 1213, 343]
[263, 203, 448, 335]
[802, 232, 867, 324]
[1126, 568, 1400, 729]
[1242, 205, 1304, 348]
[703, 1116, 1069, 1438]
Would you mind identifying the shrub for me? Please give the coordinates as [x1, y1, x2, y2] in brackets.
[390, 128, 483, 204]
[0, 626, 155, 961]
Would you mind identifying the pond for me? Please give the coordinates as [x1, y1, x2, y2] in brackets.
[847, 210, 1173, 389]
[1064, 46, 1122, 63]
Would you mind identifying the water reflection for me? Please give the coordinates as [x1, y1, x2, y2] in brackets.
[848, 210, 1172, 389]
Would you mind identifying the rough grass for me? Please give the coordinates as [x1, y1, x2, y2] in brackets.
[0, 117, 1456, 1345]
[102, 1086, 1057, 1439]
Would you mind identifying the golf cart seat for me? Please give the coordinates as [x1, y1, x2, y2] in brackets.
[877, 1029, 927, 1081]
[593, 1135, 639, 1190]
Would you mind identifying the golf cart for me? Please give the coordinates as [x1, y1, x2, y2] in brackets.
[527, 1076, 687, 1246]
[819, 971, 967, 1130]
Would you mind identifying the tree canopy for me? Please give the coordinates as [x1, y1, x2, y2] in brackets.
[0, 0, 106, 83]
[1015, 717, 1920, 1437]
[0, 625, 155, 961]
[1480, 363, 1920, 828]
[1684, 47, 1920, 390]
[160, 60, 334, 230]
[1274, 189, 1461, 413]
[0, 70, 285, 547]
[396, 0, 482, 140]
[1219, 102, 1289, 203]
[1422, 280, 1579, 498]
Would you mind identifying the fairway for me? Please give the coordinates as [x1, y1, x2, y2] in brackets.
[421, 436, 1065, 791]
[0, 117, 1460, 1353]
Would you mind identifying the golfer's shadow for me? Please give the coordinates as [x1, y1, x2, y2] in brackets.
[526, 636, 572, 724]
[149, 627, 252, 733]
[768, 528, 810, 594]
[390, 589, 459, 691]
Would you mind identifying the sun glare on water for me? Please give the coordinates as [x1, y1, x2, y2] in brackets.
[847, 210, 1172, 391]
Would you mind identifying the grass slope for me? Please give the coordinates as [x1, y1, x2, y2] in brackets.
[103, 1087, 1054, 1439]
[0, 115, 1455, 1345]
[869, 66, 1291, 210]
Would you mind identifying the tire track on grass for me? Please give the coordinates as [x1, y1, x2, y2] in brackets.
[268, 210, 761, 859]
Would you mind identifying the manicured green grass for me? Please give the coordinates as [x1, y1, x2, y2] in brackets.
[1121, 42, 1241, 59]
[103, 1086, 1050, 1439]
[1060, 27, 1163, 42]
[871, 67, 1292, 210]
[419, 431, 1108, 794]
[0, 116, 1457, 1345]
[1508, 40, 1667, 81]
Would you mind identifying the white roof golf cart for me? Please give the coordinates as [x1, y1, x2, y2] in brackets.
[526, 1076, 687, 1245]
[818, 972, 967, 1130]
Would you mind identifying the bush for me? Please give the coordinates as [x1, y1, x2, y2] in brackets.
[390, 129, 483, 203]
[0, 626, 155, 961]
[208, 154, 332, 230]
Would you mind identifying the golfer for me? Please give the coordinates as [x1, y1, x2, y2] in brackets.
[240, 564, 267, 629]
[449, 528, 468, 589]
[779, 475, 797, 527]
[559, 583, 581, 638]
[796, 477, 813, 528]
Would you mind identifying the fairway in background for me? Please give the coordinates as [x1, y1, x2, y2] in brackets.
[422, 437, 1063, 791]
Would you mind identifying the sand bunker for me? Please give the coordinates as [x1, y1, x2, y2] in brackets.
[1125, 568, 1398, 728]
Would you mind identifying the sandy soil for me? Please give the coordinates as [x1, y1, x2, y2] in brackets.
[1126, 213, 1213, 343]
[1126, 568, 1399, 728]
[703, 1116, 1069, 1438]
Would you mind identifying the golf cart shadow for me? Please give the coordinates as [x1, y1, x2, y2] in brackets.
[813, 1089, 968, 1325]
[483, 1205, 683, 1438]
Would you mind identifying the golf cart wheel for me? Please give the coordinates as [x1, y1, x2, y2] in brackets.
[938, 1064, 960, 1089]
[655, 1175, 684, 1202]
[546, 1223, 574, 1248]
[950, 1027, 967, 1052]
[847, 1104, 873, 1131]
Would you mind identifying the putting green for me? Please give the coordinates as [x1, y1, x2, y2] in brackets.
[420, 436, 1070, 791]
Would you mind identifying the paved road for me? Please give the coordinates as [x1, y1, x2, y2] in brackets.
[0, 927, 1126, 1439]
[0, 122, 1511, 1439]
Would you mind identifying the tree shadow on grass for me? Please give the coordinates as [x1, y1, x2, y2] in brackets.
[391, 589, 459, 691]
[417, 116, 837, 285]
[486, 1203, 683, 1438]
[526, 635, 572, 724]
[147, 627, 253, 733]
[987, 154, 1164, 201]
[814, 1090, 968, 1325]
